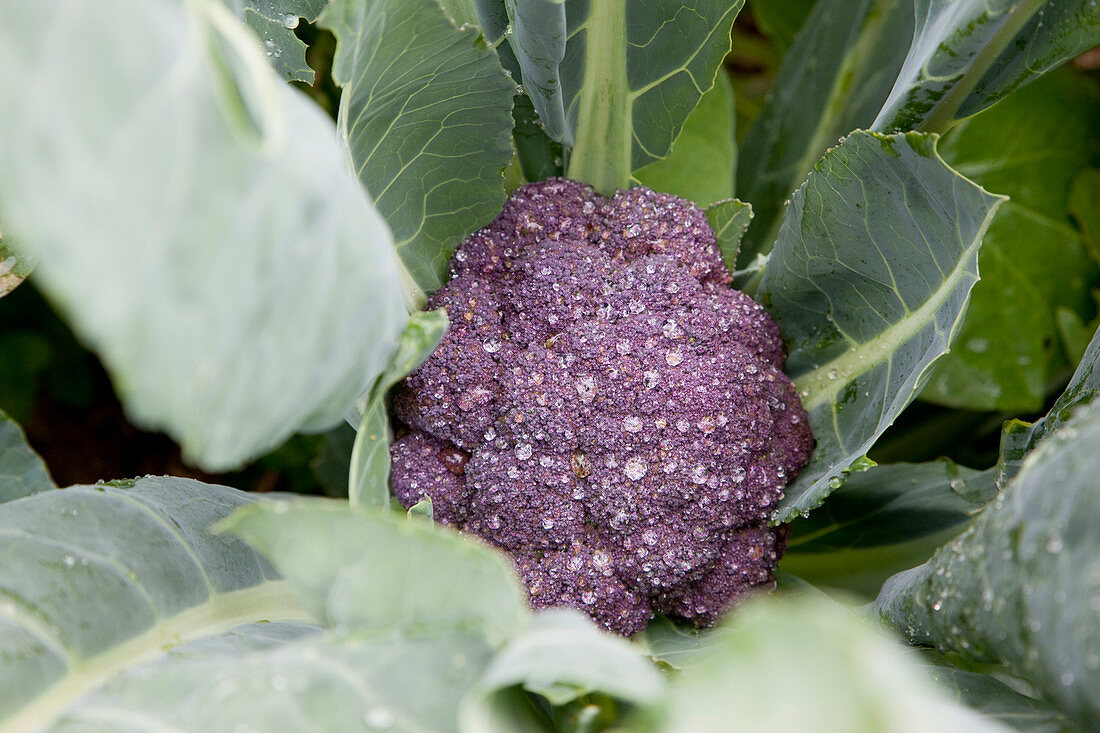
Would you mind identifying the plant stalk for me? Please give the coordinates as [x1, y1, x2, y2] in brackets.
[565, 0, 630, 194]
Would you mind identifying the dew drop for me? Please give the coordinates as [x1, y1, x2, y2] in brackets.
[623, 416, 643, 433]
[575, 376, 597, 403]
[624, 457, 648, 480]
[665, 349, 684, 366]
[482, 339, 502, 354]
[571, 450, 593, 478]
[282, 13, 299, 28]
[515, 443, 533, 460]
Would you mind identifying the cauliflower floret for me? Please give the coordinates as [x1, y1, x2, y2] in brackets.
[392, 179, 813, 635]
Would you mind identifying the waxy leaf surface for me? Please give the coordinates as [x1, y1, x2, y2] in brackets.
[877, 400, 1100, 728]
[0, 0, 407, 470]
[758, 131, 1004, 521]
[324, 0, 516, 296]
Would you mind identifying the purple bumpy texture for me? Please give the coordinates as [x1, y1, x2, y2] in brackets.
[392, 179, 814, 635]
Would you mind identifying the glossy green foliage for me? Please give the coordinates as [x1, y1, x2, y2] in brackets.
[562, 0, 744, 193]
[229, 0, 327, 82]
[635, 74, 737, 207]
[737, 0, 912, 262]
[878, 400, 1100, 728]
[0, 477, 306, 731]
[0, 0, 408, 470]
[323, 0, 516, 297]
[874, 0, 1100, 133]
[705, 198, 753, 272]
[782, 460, 995, 596]
[221, 498, 529, 641]
[461, 609, 665, 731]
[758, 131, 1004, 521]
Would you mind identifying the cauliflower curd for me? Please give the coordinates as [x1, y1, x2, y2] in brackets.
[391, 179, 813, 635]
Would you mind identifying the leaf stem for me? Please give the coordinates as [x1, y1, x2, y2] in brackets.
[565, 0, 630, 194]
[916, 0, 1047, 134]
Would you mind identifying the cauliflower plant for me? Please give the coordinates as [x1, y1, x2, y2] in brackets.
[391, 179, 813, 635]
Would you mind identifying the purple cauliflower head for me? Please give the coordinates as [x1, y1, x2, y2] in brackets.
[392, 179, 814, 635]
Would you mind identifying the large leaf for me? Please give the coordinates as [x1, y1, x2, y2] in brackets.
[736, 0, 913, 263]
[0, 477, 310, 730]
[1, 485, 535, 729]
[787, 461, 994, 553]
[219, 498, 529, 643]
[757, 131, 1005, 522]
[781, 461, 995, 596]
[877, 399, 1100, 728]
[460, 609, 665, 731]
[0, 409, 54, 504]
[349, 309, 447, 509]
[634, 73, 737, 207]
[0, 0, 407, 470]
[227, 0, 328, 82]
[0, 485, 538, 729]
[46, 626, 494, 732]
[323, 0, 516, 297]
[872, 0, 1100, 133]
[921, 71, 1100, 412]
[562, 0, 744, 193]
[647, 595, 1008, 732]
